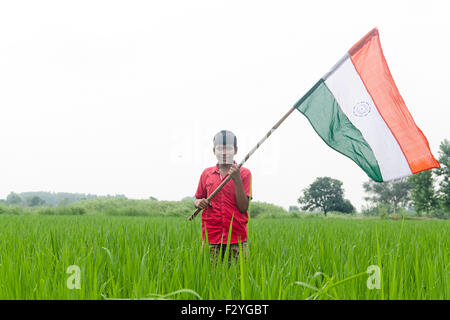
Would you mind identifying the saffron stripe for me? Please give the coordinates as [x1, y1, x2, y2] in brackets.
[349, 28, 440, 173]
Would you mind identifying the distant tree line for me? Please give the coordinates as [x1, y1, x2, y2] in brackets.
[296, 139, 449, 219]
[0, 196, 290, 218]
[362, 139, 449, 218]
[1, 191, 127, 207]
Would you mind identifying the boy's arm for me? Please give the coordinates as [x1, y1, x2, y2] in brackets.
[233, 176, 249, 213]
[194, 170, 212, 209]
[228, 164, 250, 213]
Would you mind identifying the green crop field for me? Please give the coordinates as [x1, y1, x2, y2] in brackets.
[0, 215, 448, 300]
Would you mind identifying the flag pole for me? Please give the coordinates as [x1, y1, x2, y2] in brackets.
[188, 105, 297, 221]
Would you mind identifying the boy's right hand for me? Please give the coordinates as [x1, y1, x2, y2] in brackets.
[196, 198, 211, 209]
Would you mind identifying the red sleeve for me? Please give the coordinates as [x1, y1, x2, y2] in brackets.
[242, 170, 252, 200]
[194, 170, 206, 199]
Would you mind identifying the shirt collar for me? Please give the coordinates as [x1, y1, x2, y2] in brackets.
[214, 160, 237, 173]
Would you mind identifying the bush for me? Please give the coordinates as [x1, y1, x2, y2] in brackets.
[390, 208, 411, 220]
[430, 208, 450, 219]
[37, 208, 54, 215]
[361, 203, 393, 218]
[66, 207, 86, 215]
[37, 206, 87, 215]
[378, 204, 389, 219]
[249, 202, 288, 218]
[327, 211, 356, 217]
[290, 211, 300, 218]
[361, 205, 380, 216]
[7, 206, 24, 215]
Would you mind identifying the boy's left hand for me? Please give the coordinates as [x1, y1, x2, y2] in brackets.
[228, 164, 241, 181]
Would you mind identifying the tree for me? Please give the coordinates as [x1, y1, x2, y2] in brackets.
[289, 205, 300, 212]
[6, 192, 22, 205]
[298, 177, 351, 216]
[363, 178, 411, 215]
[335, 199, 355, 214]
[408, 170, 437, 216]
[26, 196, 46, 207]
[435, 139, 450, 211]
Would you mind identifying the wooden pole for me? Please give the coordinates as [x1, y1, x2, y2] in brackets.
[188, 105, 297, 221]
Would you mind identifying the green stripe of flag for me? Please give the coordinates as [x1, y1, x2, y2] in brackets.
[294, 79, 383, 182]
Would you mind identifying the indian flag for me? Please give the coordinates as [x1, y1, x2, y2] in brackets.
[294, 27, 440, 182]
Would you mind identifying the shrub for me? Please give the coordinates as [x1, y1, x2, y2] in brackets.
[430, 208, 449, 219]
[37, 206, 86, 215]
[249, 202, 288, 218]
[7, 206, 24, 215]
[378, 204, 389, 219]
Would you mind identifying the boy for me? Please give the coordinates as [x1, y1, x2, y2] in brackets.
[194, 130, 252, 265]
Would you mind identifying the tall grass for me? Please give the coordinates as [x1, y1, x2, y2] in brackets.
[0, 215, 447, 299]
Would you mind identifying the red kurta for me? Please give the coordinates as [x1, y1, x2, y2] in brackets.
[195, 160, 252, 244]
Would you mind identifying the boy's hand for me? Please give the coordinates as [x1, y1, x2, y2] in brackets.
[228, 164, 241, 181]
[195, 198, 211, 209]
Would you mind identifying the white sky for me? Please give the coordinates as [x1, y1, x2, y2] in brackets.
[0, 0, 449, 211]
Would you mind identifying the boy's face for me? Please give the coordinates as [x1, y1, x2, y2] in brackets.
[213, 144, 237, 165]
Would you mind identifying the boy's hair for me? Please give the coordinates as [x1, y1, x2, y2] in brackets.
[213, 130, 237, 149]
